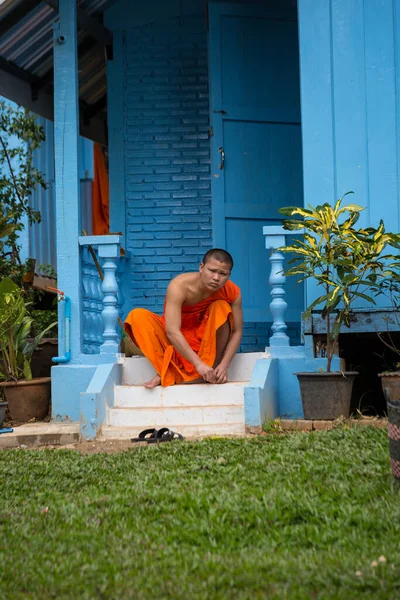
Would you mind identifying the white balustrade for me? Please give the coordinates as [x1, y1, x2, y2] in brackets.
[263, 226, 303, 347]
[79, 235, 124, 356]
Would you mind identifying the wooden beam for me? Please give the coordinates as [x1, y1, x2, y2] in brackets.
[31, 68, 53, 97]
[0, 55, 39, 84]
[42, 0, 113, 49]
[1, 64, 54, 120]
[83, 95, 107, 123]
[0, 66, 107, 146]
[76, 6, 112, 49]
[31, 37, 99, 96]
[0, 0, 42, 38]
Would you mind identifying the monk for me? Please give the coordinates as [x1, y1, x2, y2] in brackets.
[124, 248, 243, 388]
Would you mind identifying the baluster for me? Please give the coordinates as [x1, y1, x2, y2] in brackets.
[81, 264, 91, 347]
[263, 227, 300, 348]
[268, 248, 289, 346]
[78, 235, 123, 359]
[100, 257, 119, 354]
[95, 275, 104, 348]
[116, 260, 126, 320]
[91, 264, 101, 348]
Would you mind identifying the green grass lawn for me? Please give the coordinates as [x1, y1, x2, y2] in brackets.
[0, 427, 399, 600]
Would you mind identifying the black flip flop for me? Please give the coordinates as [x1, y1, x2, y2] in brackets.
[131, 428, 158, 443]
[146, 427, 185, 444]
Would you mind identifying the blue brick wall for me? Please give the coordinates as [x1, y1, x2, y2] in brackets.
[120, 9, 300, 353]
[124, 16, 211, 313]
[240, 322, 301, 353]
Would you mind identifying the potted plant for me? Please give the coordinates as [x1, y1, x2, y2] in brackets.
[368, 257, 400, 479]
[0, 277, 56, 421]
[29, 309, 58, 377]
[369, 266, 400, 400]
[0, 398, 6, 429]
[279, 193, 395, 420]
[28, 263, 59, 377]
[0, 207, 19, 428]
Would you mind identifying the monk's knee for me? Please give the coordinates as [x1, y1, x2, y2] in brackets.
[126, 308, 159, 347]
[124, 308, 155, 340]
[208, 299, 231, 313]
[126, 307, 152, 327]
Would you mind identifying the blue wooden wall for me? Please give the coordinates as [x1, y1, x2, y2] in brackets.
[298, 0, 400, 307]
[29, 115, 93, 271]
[105, 0, 301, 350]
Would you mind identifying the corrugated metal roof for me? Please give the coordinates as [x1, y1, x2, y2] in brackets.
[0, 0, 117, 123]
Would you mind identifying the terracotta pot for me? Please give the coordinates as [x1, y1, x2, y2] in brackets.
[0, 377, 51, 421]
[379, 372, 400, 479]
[0, 401, 7, 428]
[295, 372, 358, 420]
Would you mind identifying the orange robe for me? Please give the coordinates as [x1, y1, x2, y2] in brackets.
[124, 280, 240, 387]
[92, 143, 109, 235]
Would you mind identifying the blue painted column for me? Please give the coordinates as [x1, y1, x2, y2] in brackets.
[53, 0, 81, 362]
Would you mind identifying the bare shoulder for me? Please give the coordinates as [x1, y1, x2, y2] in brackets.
[167, 272, 198, 300]
[233, 290, 242, 305]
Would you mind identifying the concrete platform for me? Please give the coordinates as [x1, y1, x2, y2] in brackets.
[0, 422, 80, 449]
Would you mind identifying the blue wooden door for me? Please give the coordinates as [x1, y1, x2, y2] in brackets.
[208, 2, 304, 323]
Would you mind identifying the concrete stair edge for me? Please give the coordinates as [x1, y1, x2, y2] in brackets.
[101, 422, 246, 440]
[121, 351, 267, 385]
[107, 404, 244, 428]
[0, 423, 80, 449]
[113, 380, 247, 408]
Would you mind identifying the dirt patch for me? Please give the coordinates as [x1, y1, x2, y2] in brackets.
[4, 415, 51, 428]
[3, 417, 388, 454]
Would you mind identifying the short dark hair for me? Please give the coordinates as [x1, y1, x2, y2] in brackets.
[202, 248, 233, 270]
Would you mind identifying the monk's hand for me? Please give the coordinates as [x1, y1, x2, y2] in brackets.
[196, 362, 217, 383]
[214, 363, 228, 384]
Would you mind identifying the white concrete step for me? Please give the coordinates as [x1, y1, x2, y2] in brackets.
[121, 351, 266, 386]
[108, 381, 246, 435]
[107, 352, 266, 439]
[101, 421, 245, 440]
[108, 403, 244, 429]
[114, 380, 246, 408]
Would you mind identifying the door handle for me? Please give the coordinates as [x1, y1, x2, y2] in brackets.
[218, 147, 225, 170]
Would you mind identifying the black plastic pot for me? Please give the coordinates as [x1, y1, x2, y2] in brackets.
[295, 372, 358, 420]
[29, 338, 58, 378]
[379, 372, 400, 479]
[0, 401, 7, 428]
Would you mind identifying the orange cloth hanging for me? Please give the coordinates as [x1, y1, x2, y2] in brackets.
[124, 280, 240, 387]
[92, 143, 109, 235]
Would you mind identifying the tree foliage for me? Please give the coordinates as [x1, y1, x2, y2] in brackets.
[0, 100, 47, 286]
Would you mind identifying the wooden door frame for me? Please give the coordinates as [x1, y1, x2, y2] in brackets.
[208, 2, 226, 248]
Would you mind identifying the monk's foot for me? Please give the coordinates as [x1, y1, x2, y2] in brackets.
[144, 374, 161, 389]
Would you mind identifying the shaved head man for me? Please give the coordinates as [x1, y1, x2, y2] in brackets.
[125, 248, 243, 388]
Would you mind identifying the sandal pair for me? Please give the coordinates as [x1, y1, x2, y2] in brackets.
[131, 428, 184, 444]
